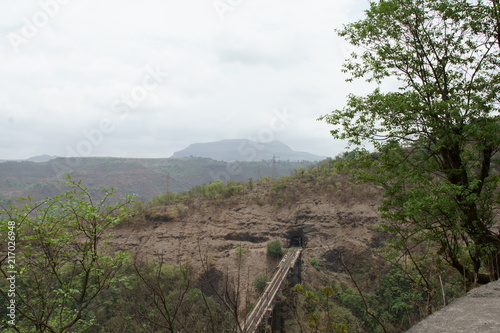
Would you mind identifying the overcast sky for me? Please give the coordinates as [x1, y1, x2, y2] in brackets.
[0, 0, 372, 160]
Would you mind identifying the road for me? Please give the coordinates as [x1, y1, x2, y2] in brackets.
[242, 247, 302, 333]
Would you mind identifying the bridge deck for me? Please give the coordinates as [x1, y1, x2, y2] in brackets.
[242, 247, 302, 333]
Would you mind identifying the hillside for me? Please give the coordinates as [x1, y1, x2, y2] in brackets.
[104, 157, 478, 332]
[105, 161, 403, 331]
[0, 158, 475, 332]
[115, 163, 385, 275]
[171, 139, 327, 162]
[0, 157, 315, 203]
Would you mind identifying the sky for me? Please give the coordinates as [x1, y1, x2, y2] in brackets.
[0, 0, 372, 160]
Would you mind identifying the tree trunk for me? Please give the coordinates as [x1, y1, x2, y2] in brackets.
[440, 145, 500, 283]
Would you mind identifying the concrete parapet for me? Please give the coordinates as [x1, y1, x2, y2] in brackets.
[406, 279, 500, 333]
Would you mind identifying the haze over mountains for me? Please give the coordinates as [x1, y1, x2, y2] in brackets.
[2, 140, 327, 164]
[0, 155, 57, 163]
[171, 139, 327, 162]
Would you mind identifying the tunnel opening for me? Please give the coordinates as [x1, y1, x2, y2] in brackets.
[287, 228, 307, 248]
[290, 235, 303, 248]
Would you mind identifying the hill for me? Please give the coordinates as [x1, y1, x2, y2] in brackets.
[171, 139, 327, 162]
[0, 158, 474, 332]
[108, 159, 469, 332]
[0, 156, 316, 203]
[109, 159, 390, 330]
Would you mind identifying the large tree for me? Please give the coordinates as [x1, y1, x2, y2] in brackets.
[321, 0, 500, 284]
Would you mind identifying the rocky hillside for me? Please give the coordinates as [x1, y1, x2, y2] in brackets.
[5, 158, 473, 332]
[107, 160, 389, 328]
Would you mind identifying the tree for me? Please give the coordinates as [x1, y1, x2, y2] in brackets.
[320, 0, 500, 284]
[126, 256, 226, 333]
[267, 240, 284, 258]
[253, 275, 269, 294]
[0, 179, 133, 332]
[291, 284, 358, 332]
[235, 246, 248, 260]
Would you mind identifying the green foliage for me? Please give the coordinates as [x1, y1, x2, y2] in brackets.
[247, 302, 255, 312]
[26, 181, 60, 193]
[266, 240, 284, 258]
[0, 180, 133, 332]
[310, 257, 321, 270]
[235, 246, 248, 258]
[254, 275, 269, 294]
[292, 284, 361, 332]
[377, 268, 424, 319]
[132, 200, 147, 218]
[145, 157, 377, 214]
[336, 287, 379, 332]
[247, 177, 254, 190]
[269, 178, 300, 208]
[84, 260, 232, 332]
[148, 191, 178, 206]
[272, 184, 287, 192]
[148, 179, 247, 207]
[320, 0, 500, 283]
[252, 193, 265, 206]
[333, 263, 465, 332]
[117, 261, 229, 332]
[0, 177, 234, 332]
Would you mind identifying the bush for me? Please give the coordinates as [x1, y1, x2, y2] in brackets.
[267, 240, 283, 257]
[254, 275, 269, 294]
[235, 246, 248, 258]
[310, 257, 321, 270]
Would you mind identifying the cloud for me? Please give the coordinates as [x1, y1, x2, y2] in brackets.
[0, 0, 370, 160]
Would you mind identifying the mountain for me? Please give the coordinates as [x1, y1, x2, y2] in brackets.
[171, 139, 327, 162]
[0, 155, 57, 163]
[26, 155, 57, 163]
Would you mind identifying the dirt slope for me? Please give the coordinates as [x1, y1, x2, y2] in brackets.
[108, 178, 388, 314]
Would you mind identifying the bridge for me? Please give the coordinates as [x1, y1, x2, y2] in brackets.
[242, 247, 302, 333]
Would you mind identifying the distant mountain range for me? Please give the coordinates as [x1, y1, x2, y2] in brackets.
[0, 140, 326, 203]
[1, 140, 325, 165]
[0, 155, 57, 163]
[171, 139, 326, 162]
